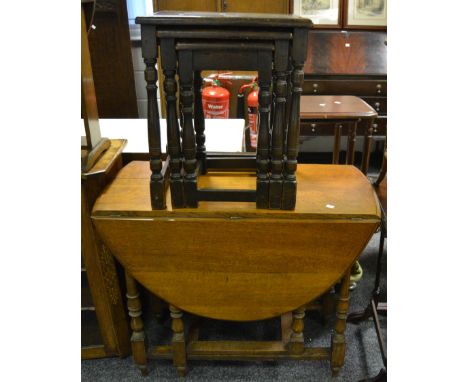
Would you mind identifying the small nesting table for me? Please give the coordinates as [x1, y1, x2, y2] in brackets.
[300, 95, 378, 174]
[136, 11, 311, 210]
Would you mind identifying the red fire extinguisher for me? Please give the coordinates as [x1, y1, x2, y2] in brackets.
[238, 79, 259, 149]
[202, 74, 231, 119]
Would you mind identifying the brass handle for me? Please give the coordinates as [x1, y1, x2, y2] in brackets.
[222, 0, 227, 11]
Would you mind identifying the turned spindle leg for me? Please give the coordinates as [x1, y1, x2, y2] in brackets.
[361, 119, 374, 175]
[170, 305, 187, 377]
[125, 272, 148, 376]
[331, 268, 352, 377]
[346, 120, 359, 166]
[141, 25, 165, 209]
[332, 123, 343, 164]
[256, 50, 272, 209]
[178, 50, 198, 208]
[282, 28, 307, 210]
[194, 71, 207, 174]
[270, 40, 289, 209]
[283, 62, 305, 210]
[289, 306, 306, 355]
[161, 38, 184, 208]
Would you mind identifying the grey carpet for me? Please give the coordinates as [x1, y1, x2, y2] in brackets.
[82, 232, 387, 381]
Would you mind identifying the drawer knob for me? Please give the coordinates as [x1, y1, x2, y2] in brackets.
[376, 84, 382, 94]
[374, 102, 380, 111]
[313, 83, 318, 93]
[311, 123, 316, 132]
[372, 123, 378, 133]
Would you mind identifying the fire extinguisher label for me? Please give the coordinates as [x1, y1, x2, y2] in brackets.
[202, 99, 229, 119]
[248, 106, 258, 148]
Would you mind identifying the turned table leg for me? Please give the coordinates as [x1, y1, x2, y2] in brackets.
[256, 49, 272, 209]
[194, 70, 207, 174]
[331, 268, 352, 377]
[141, 25, 165, 209]
[289, 306, 306, 355]
[283, 28, 307, 210]
[161, 38, 184, 208]
[125, 272, 148, 376]
[270, 39, 289, 209]
[170, 305, 187, 377]
[178, 50, 198, 208]
[332, 123, 343, 164]
[361, 119, 374, 175]
[346, 120, 358, 166]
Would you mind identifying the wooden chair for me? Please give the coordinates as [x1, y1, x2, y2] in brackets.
[347, 147, 387, 382]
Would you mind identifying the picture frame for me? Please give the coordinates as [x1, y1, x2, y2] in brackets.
[293, 0, 342, 29]
[344, 0, 387, 29]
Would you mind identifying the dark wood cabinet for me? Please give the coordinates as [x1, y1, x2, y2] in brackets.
[153, 0, 291, 13]
[220, 0, 290, 13]
[82, 0, 138, 118]
[304, 30, 386, 76]
[154, 0, 219, 12]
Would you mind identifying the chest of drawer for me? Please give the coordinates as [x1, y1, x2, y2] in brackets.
[303, 79, 386, 96]
[300, 120, 383, 137]
[300, 121, 351, 136]
[370, 116, 387, 137]
[361, 97, 386, 114]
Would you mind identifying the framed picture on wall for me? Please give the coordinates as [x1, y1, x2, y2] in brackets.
[293, 0, 342, 28]
[344, 0, 387, 29]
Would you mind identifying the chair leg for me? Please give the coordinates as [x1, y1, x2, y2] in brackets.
[125, 272, 148, 376]
[331, 268, 351, 377]
[170, 305, 187, 377]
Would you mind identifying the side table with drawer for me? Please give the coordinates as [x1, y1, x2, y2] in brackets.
[301, 30, 387, 170]
[300, 95, 378, 174]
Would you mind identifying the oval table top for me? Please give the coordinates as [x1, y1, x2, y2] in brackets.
[92, 162, 380, 321]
